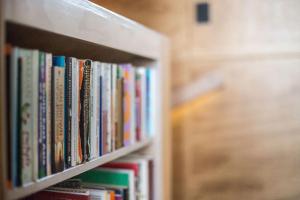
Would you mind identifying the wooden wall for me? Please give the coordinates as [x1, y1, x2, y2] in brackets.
[92, 0, 300, 199]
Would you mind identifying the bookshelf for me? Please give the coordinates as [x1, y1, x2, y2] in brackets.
[0, 0, 170, 200]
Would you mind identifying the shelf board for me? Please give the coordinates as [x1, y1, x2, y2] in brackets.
[6, 139, 152, 200]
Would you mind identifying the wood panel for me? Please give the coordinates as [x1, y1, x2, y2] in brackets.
[173, 58, 300, 200]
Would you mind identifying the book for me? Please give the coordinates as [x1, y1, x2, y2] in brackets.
[19, 49, 36, 185]
[95, 62, 101, 157]
[135, 69, 142, 141]
[111, 64, 118, 152]
[116, 66, 124, 149]
[9, 46, 22, 187]
[121, 64, 132, 146]
[71, 58, 79, 167]
[101, 63, 112, 154]
[89, 61, 98, 159]
[52, 56, 65, 173]
[76, 168, 135, 200]
[79, 60, 92, 162]
[77, 60, 84, 164]
[45, 53, 52, 176]
[65, 57, 73, 168]
[27, 189, 90, 200]
[38, 52, 47, 178]
[32, 50, 39, 182]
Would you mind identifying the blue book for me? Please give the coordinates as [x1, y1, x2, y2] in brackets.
[38, 52, 47, 178]
[99, 75, 102, 156]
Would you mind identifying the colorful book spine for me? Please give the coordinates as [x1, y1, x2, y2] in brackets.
[79, 60, 91, 162]
[77, 61, 84, 164]
[65, 57, 73, 168]
[19, 49, 34, 185]
[52, 56, 65, 173]
[121, 64, 132, 146]
[71, 58, 79, 167]
[45, 53, 52, 176]
[38, 52, 47, 178]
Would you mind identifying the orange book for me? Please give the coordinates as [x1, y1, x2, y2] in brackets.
[77, 60, 84, 164]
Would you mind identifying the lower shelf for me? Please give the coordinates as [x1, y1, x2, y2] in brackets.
[6, 139, 153, 200]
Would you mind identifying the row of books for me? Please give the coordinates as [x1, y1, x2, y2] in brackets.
[5, 45, 154, 188]
[26, 155, 153, 200]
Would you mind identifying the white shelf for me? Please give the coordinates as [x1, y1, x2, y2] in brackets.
[7, 139, 152, 200]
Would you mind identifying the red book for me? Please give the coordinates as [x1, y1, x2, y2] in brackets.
[26, 190, 90, 200]
[102, 162, 139, 177]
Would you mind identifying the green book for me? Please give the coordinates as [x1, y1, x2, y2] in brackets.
[76, 168, 135, 200]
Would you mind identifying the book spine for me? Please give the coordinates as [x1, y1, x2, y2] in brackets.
[20, 49, 34, 185]
[135, 70, 142, 141]
[89, 62, 96, 159]
[129, 67, 136, 144]
[45, 53, 52, 176]
[52, 56, 65, 173]
[38, 52, 47, 178]
[99, 67, 103, 156]
[95, 62, 101, 157]
[80, 60, 91, 161]
[116, 66, 124, 149]
[10, 47, 21, 186]
[107, 64, 112, 153]
[101, 64, 107, 154]
[77, 61, 84, 164]
[122, 65, 131, 146]
[65, 57, 72, 168]
[71, 58, 79, 167]
[146, 68, 151, 137]
[32, 50, 39, 181]
[140, 69, 147, 140]
[111, 64, 117, 151]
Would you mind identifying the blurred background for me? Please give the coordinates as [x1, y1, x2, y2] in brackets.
[92, 1, 300, 200]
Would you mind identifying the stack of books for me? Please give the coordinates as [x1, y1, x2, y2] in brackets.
[26, 155, 153, 200]
[5, 45, 153, 188]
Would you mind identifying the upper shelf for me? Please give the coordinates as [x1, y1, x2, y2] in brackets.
[4, 0, 164, 60]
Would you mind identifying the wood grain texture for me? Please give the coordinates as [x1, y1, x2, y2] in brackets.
[173, 58, 300, 200]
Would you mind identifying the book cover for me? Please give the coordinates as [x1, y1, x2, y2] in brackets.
[52, 56, 65, 173]
[77, 168, 135, 200]
[79, 60, 92, 162]
[19, 49, 35, 185]
[71, 58, 79, 167]
[45, 53, 52, 176]
[38, 52, 47, 178]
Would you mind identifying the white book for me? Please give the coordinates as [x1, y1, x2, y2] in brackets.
[45, 53, 52, 175]
[137, 68, 147, 139]
[71, 58, 79, 167]
[101, 63, 112, 153]
[90, 61, 99, 159]
[19, 49, 34, 185]
[87, 189, 108, 200]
